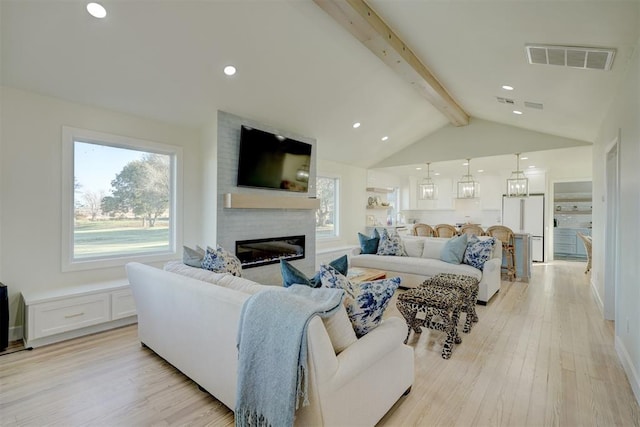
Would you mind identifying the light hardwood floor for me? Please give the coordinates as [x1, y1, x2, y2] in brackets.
[1, 261, 638, 426]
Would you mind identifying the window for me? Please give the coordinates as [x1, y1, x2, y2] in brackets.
[316, 176, 339, 238]
[62, 127, 182, 271]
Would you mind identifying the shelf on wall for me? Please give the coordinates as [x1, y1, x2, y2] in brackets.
[554, 198, 592, 202]
[366, 187, 394, 194]
[223, 193, 320, 210]
[555, 210, 592, 215]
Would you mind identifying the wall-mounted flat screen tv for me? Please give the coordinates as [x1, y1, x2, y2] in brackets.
[237, 125, 312, 193]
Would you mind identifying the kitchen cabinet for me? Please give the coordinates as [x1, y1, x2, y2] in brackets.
[554, 228, 591, 259]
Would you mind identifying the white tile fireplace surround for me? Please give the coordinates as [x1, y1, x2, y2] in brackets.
[216, 111, 317, 285]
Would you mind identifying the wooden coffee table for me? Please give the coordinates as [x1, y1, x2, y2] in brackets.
[347, 267, 386, 284]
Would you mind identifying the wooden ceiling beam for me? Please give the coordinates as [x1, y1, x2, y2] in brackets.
[314, 0, 470, 126]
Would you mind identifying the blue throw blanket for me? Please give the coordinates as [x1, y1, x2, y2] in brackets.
[235, 285, 345, 427]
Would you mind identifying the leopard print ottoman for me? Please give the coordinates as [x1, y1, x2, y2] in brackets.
[424, 273, 480, 333]
[396, 285, 464, 359]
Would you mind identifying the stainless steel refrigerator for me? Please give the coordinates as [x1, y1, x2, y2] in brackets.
[502, 194, 545, 262]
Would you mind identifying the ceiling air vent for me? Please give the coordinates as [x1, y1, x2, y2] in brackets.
[496, 97, 515, 104]
[524, 101, 543, 110]
[525, 44, 616, 71]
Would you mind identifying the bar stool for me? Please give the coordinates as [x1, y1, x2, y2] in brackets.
[486, 225, 516, 281]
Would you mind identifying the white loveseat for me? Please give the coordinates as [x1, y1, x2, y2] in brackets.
[126, 262, 414, 426]
[351, 235, 502, 303]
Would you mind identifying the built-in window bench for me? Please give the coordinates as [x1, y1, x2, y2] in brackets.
[22, 279, 136, 348]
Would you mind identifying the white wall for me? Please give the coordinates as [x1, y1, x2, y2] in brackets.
[0, 87, 203, 336]
[316, 159, 367, 250]
[592, 32, 640, 404]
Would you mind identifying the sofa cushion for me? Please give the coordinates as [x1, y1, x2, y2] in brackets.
[376, 229, 407, 256]
[440, 234, 468, 264]
[216, 274, 268, 295]
[420, 237, 450, 259]
[319, 265, 400, 337]
[164, 260, 228, 284]
[183, 245, 205, 268]
[280, 255, 348, 288]
[464, 236, 497, 269]
[401, 236, 425, 258]
[202, 245, 243, 277]
[350, 254, 482, 281]
[321, 304, 358, 354]
[358, 229, 380, 254]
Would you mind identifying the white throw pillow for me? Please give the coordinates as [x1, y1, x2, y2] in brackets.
[322, 304, 358, 354]
[401, 237, 425, 258]
[421, 238, 449, 259]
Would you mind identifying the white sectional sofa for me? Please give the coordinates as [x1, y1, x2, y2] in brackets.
[351, 235, 502, 303]
[126, 262, 414, 426]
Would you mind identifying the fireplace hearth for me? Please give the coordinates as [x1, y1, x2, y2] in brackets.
[235, 235, 305, 268]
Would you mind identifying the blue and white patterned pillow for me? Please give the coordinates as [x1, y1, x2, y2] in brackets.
[319, 265, 400, 337]
[376, 229, 407, 256]
[201, 245, 243, 277]
[463, 236, 496, 269]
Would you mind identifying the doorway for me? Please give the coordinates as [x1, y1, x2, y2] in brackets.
[552, 181, 592, 261]
[604, 138, 619, 321]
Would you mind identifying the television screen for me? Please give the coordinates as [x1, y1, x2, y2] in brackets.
[237, 125, 312, 193]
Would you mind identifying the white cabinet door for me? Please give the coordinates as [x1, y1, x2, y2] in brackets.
[523, 195, 544, 236]
[502, 197, 523, 232]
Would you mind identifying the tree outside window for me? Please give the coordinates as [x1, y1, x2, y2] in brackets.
[316, 176, 339, 238]
[72, 140, 174, 260]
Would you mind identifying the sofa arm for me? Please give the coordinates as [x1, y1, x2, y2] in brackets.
[319, 317, 408, 389]
[351, 247, 362, 256]
[479, 257, 501, 302]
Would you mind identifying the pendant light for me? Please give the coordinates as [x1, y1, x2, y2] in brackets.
[457, 158, 480, 199]
[506, 153, 529, 197]
[418, 162, 438, 200]
[296, 163, 309, 182]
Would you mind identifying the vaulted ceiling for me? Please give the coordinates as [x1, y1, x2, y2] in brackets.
[2, 1, 638, 169]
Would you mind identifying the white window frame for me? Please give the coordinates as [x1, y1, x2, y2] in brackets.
[315, 175, 340, 240]
[61, 126, 183, 272]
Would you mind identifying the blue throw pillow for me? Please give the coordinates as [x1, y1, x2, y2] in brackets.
[183, 245, 205, 268]
[463, 236, 496, 269]
[319, 264, 400, 337]
[281, 255, 348, 288]
[201, 245, 243, 277]
[358, 229, 380, 254]
[440, 234, 468, 264]
[376, 229, 407, 256]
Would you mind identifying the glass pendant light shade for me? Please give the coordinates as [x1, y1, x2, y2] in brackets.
[418, 163, 438, 200]
[457, 159, 479, 199]
[506, 153, 529, 197]
[296, 163, 309, 182]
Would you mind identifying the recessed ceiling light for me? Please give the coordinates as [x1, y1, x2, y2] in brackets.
[502, 85, 514, 91]
[434, 172, 440, 176]
[86, 2, 106, 18]
[463, 162, 469, 166]
[477, 169, 484, 173]
[353, 122, 361, 129]
[381, 136, 389, 141]
[513, 110, 523, 115]
[521, 156, 529, 160]
[223, 65, 236, 76]
[416, 167, 422, 170]
[529, 165, 536, 169]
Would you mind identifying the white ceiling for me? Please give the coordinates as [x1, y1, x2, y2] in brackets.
[1, 1, 638, 170]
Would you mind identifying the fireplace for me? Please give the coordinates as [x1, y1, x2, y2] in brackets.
[235, 235, 305, 268]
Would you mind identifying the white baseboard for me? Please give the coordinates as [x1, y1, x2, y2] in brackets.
[615, 335, 640, 407]
[9, 325, 23, 342]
